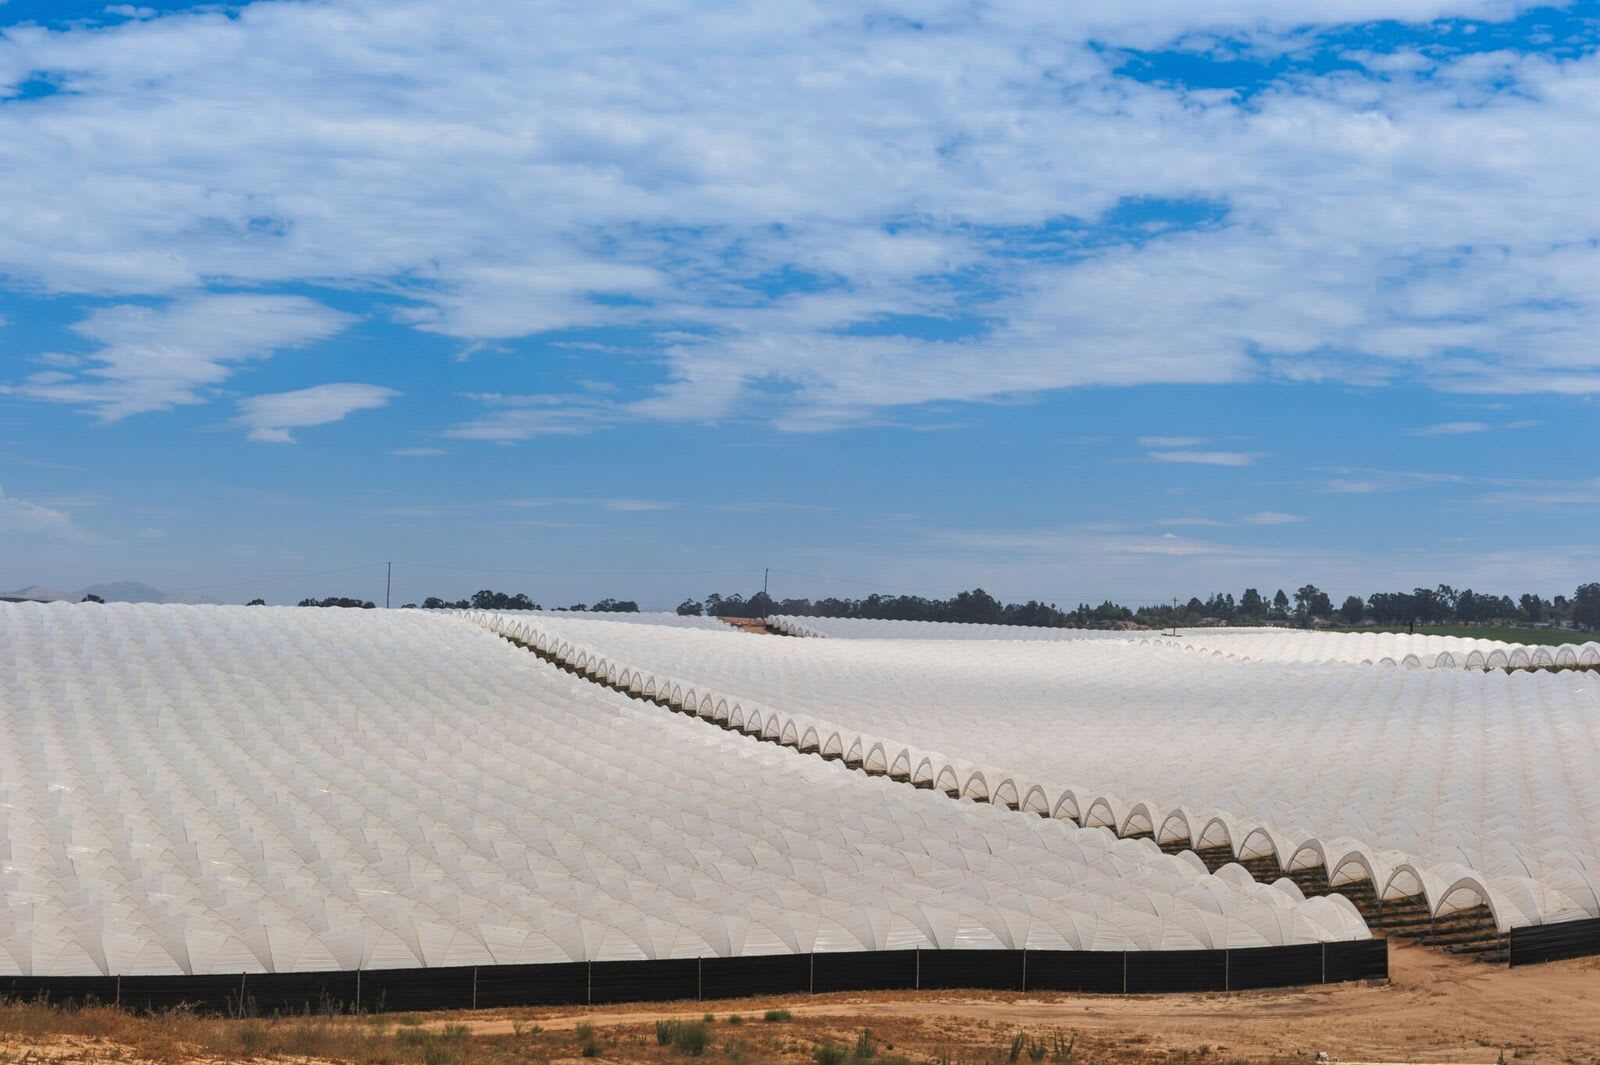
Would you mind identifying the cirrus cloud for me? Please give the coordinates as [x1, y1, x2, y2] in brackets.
[234, 382, 399, 443]
[1148, 449, 1262, 467]
[4, 294, 353, 420]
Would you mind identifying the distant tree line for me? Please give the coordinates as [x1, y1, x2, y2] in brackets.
[274, 581, 1600, 631]
[283, 590, 641, 611]
[674, 583, 1600, 631]
[409, 590, 640, 612]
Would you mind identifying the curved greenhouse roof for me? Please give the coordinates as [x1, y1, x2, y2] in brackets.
[768, 617, 1600, 671]
[768, 616, 1145, 641]
[516, 609, 732, 631]
[1137, 629, 1600, 671]
[0, 602, 1362, 978]
[476, 612, 1600, 934]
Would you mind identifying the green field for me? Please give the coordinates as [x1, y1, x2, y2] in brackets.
[1329, 624, 1589, 646]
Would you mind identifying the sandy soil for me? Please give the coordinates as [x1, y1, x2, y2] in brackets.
[4, 946, 1597, 1064]
[427, 945, 1600, 1064]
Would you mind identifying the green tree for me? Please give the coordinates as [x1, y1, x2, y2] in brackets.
[1519, 593, 1546, 623]
[1573, 583, 1600, 631]
[1339, 595, 1364, 624]
[1294, 584, 1333, 619]
[1271, 589, 1290, 618]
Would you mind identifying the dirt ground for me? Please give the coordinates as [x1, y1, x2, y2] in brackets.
[3, 945, 1597, 1064]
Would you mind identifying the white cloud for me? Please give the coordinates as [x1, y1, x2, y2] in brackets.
[445, 392, 620, 441]
[1410, 421, 1491, 436]
[1139, 436, 1207, 448]
[1148, 449, 1260, 467]
[1478, 479, 1600, 508]
[234, 382, 398, 443]
[1240, 511, 1308, 526]
[931, 526, 1202, 557]
[0, 1, 1597, 435]
[5, 295, 352, 420]
[392, 447, 444, 456]
[498, 497, 677, 513]
[0, 483, 84, 539]
[1321, 468, 1472, 493]
[1411, 418, 1544, 435]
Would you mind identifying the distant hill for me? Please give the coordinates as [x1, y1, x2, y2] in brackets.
[79, 580, 219, 605]
[1, 584, 74, 602]
[3, 581, 219, 604]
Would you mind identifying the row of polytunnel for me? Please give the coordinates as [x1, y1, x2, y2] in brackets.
[1135, 630, 1600, 672]
[472, 612, 1600, 935]
[768, 616, 1600, 672]
[766, 616, 1144, 641]
[0, 602, 1367, 977]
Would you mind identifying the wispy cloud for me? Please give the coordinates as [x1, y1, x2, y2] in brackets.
[0, 483, 88, 541]
[497, 497, 678, 513]
[392, 447, 445, 457]
[1409, 421, 1491, 436]
[1138, 436, 1207, 448]
[1148, 449, 1260, 467]
[1240, 511, 1307, 526]
[1117, 533, 1225, 557]
[235, 383, 399, 444]
[1155, 516, 1223, 527]
[0, 2, 1595, 440]
[445, 392, 620, 441]
[1409, 419, 1544, 437]
[925, 524, 1281, 572]
[1478, 480, 1600, 509]
[5, 296, 352, 420]
[709, 501, 830, 514]
[1320, 468, 1472, 494]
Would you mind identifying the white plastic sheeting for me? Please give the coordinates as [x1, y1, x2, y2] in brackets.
[1137, 629, 1600, 672]
[475, 612, 1600, 934]
[0, 602, 1366, 977]
[769, 617, 1600, 672]
[472, 609, 734, 632]
[768, 616, 1144, 641]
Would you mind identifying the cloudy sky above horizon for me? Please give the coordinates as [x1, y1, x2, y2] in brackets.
[2, 0, 1597, 608]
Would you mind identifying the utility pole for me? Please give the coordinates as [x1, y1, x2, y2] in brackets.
[1166, 597, 1179, 637]
[763, 568, 769, 597]
[386, 562, 392, 609]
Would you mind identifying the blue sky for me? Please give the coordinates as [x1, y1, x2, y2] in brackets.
[1, 0, 1597, 608]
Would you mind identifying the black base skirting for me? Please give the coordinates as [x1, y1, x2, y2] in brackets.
[1509, 917, 1600, 966]
[0, 940, 1387, 1015]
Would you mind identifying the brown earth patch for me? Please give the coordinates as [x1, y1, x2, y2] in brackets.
[4, 946, 1597, 1064]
